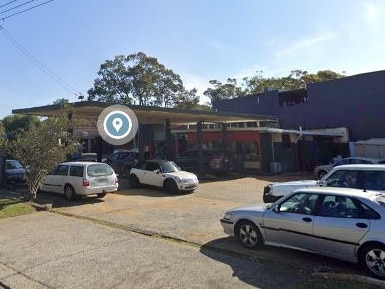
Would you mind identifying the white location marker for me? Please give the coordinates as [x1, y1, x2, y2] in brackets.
[112, 117, 123, 132]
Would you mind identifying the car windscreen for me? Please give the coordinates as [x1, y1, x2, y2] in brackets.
[161, 162, 180, 173]
[87, 164, 113, 177]
[6, 160, 24, 169]
[375, 194, 385, 208]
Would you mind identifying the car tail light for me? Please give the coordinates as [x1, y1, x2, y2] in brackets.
[115, 178, 118, 185]
[83, 179, 90, 187]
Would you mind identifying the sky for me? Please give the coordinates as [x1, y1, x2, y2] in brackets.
[1, 0, 385, 119]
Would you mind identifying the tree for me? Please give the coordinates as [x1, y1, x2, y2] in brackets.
[88, 52, 185, 107]
[2, 114, 40, 141]
[53, 98, 70, 105]
[174, 88, 201, 110]
[203, 78, 245, 103]
[5, 116, 78, 201]
[0, 121, 5, 149]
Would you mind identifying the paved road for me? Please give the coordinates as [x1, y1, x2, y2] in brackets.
[0, 173, 370, 288]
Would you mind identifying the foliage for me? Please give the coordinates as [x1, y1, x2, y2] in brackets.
[52, 98, 70, 105]
[88, 52, 191, 107]
[2, 114, 40, 141]
[204, 70, 345, 104]
[174, 88, 201, 110]
[5, 116, 78, 201]
[0, 121, 5, 149]
[203, 78, 246, 103]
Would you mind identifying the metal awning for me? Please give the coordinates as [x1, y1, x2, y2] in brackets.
[12, 101, 278, 125]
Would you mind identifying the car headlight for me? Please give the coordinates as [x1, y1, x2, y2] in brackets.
[223, 212, 233, 220]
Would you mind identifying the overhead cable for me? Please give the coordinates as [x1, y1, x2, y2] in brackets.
[0, 25, 84, 98]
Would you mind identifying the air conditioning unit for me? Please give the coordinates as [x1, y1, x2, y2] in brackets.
[270, 162, 282, 173]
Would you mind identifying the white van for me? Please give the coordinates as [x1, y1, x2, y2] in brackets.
[263, 164, 385, 203]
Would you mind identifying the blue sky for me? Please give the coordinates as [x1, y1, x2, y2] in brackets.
[1, 0, 385, 118]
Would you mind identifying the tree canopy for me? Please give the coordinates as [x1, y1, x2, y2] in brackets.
[2, 114, 40, 141]
[203, 69, 345, 104]
[5, 115, 78, 200]
[87, 52, 200, 108]
[86, 51, 345, 109]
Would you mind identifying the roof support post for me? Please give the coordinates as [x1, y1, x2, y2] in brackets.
[221, 122, 227, 153]
[165, 119, 171, 160]
[197, 121, 204, 178]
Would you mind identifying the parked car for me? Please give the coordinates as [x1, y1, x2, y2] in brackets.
[314, 156, 385, 179]
[128, 159, 198, 194]
[221, 186, 385, 280]
[174, 150, 231, 176]
[104, 150, 139, 177]
[263, 164, 385, 203]
[40, 161, 118, 200]
[5, 159, 27, 186]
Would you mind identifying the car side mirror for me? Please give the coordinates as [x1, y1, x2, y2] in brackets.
[273, 204, 281, 213]
[318, 180, 327, 187]
[154, 169, 160, 174]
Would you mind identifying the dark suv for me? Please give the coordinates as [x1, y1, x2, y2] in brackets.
[174, 150, 231, 176]
[105, 150, 139, 177]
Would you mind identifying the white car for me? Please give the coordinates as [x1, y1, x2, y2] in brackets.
[41, 162, 119, 200]
[128, 160, 199, 194]
[313, 157, 385, 179]
[263, 164, 385, 203]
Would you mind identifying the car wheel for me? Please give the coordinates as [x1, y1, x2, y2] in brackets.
[129, 174, 140, 188]
[236, 220, 263, 249]
[318, 170, 327, 179]
[164, 179, 179, 194]
[360, 243, 385, 280]
[97, 192, 107, 198]
[64, 185, 76, 201]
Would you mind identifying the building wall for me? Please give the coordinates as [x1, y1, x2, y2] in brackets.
[213, 70, 385, 141]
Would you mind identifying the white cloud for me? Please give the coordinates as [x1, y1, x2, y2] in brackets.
[363, 1, 385, 24]
[274, 32, 336, 59]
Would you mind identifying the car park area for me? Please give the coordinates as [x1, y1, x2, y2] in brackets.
[27, 171, 371, 279]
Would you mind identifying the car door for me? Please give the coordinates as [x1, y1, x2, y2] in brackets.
[312, 195, 370, 261]
[262, 192, 318, 251]
[43, 164, 70, 194]
[140, 161, 161, 186]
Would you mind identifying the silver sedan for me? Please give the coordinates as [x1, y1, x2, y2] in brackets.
[220, 187, 385, 280]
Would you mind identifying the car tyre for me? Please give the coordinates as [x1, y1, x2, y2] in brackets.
[129, 174, 140, 188]
[97, 192, 107, 198]
[360, 243, 385, 280]
[64, 185, 76, 201]
[236, 220, 263, 249]
[164, 179, 179, 194]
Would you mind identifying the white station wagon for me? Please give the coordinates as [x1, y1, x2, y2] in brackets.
[41, 162, 119, 200]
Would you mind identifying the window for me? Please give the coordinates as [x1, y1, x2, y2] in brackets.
[146, 162, 159, 171]
[87, 164, 113, 177]
[69, 166, 84, 177]
[55, 165, 69, 176]
[325, 170, 359, 188]
[319, 195, 371, 218]
[279, 193, 318, 215]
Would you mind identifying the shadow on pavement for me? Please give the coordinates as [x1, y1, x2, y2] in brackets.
[200, 237, 366, 288]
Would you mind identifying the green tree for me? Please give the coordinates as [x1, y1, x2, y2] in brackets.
[53, 98, 70, 106]
[2, 115, 40, 141]
[88, 52, 185, 107]
[203, 78, 245, 103]
[0, 121, 5, 149]
[5, 116, 78, 201]
[174, 88, 201, 110]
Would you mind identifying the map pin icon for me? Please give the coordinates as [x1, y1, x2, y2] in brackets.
[112, 117, 123, 132]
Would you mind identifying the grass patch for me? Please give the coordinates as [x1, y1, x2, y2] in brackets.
[0, 198, 37, 219]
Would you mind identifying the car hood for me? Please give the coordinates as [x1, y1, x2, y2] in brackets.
[165, 171, 197, 179]
[268, 180, 318, 194]
[229, 204, 266, 214]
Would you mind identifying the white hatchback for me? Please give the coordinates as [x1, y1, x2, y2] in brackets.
[41, 162, 119, 200]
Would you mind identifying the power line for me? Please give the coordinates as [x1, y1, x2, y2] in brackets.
[0, 0, 55, 20]
[0, 25, 84, 98]
[0, 1, 18, 10]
